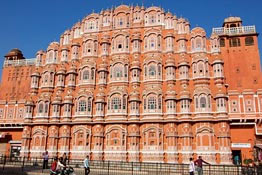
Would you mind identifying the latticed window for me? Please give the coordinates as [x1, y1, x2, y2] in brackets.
[83, 70, 89, 80]
[245, 37, 254, 46]
[87, 99, 92, 112]
[45, 103, 48, 113]
[78, 100, 87, 112]
[112, 97, 121, 109]
[148, 97, 157, 109]
[220, 38, 225, 47]
[200, 97, 206, 108]
[149, 65, 156, 77]
[115, 67, 123, 78]
[158, 97, 162, 109]
[38, 103, 43, 113]
[158, 64, 161, 76]
[229, 38, 241, 47]
[91, 69, 95, 80]
[196, 38, 202, 49]
[149, 15, 156, 23]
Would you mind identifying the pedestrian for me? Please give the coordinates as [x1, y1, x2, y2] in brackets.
[84, 155, 90, 175]
[57, 157, 66, 175]
[257, 162, 262, 175]
[234, 155, 240, 165]
[62, 153, 68, 166]
[189, 157, 195, 175]
[42, 151, 49, 169]
[247, 163, 254, 175]
[194, 156, 210, 175]
[50, 157, 58, 175]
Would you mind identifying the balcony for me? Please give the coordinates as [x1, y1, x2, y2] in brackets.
[3, 58, 36, 67]
[212, 25, 256, 36]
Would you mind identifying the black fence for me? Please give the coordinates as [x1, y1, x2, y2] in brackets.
[0, 156, 260, 175]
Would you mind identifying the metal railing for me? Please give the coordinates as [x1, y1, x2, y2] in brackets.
[212, 26, 256, 36]
[0, 156, 259, 175]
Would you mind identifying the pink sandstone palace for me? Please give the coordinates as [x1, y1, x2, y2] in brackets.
[0, 5, 261, 164]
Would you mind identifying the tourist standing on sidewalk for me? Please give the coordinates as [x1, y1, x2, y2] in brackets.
[194, 156, 210, 175]
[189, 158, 195, 175]
[42, 151, 49, 169]
[84, 155, 90, 175]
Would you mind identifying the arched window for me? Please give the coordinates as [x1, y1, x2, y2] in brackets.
[78, 100, 87, 112]
[198, 62, 204, 75]
[200, 97, 206, 108]
[149, 65, 156, 77]
[150, 37, 155, 48]
[196, 37, 202, 49]
[38, 103, 43, 113]
[195, 96, 198, 108]
[91, 69, 95, 80]
[148, 97, 157, 109]
[111, 97, 121, 109]
[44, 102, 49, 113]
[115, 66, 123, 78]
[230, 24, 237, 28]
[158, 64, 161, 76]
[149, 14, 156, 24]
[44, 74, 48, 83]
[83, 70, 89, 80]
[245, 37, 254, 46]
[87, 98, 92, 112]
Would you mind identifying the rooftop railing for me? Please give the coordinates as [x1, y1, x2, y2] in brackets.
[3, 58, 36, 67]
[212, 25, 256, 36]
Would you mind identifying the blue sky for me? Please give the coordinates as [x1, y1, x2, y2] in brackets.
[0, 0, 261, 73]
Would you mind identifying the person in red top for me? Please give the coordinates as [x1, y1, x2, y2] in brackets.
[194, 156, 210, 175]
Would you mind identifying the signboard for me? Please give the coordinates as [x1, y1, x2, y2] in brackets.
[231, 143, 251, 148]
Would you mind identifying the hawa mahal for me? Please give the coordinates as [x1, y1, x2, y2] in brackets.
[0, 5, 261, 164]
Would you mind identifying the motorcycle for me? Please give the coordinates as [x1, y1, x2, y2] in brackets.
[50, 166, 76, 175]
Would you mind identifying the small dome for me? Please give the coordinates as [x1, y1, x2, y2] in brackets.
[10, 48, 22, 54]
[224, 16, 242, 23]
[5, 48, 23, 57]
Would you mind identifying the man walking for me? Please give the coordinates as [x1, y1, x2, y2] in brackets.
[42, 151, 49, 169]
[84, 155, 90, 175]
[194, 156, 210, 175]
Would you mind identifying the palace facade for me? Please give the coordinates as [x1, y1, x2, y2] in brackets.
[0, 5, 262, 164]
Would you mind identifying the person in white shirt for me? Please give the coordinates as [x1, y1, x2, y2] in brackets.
[42, 151, 49, 169]
[189, 157, 195, 175]
[56, 157, 66, 174]
[83, 155, 90, 175]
